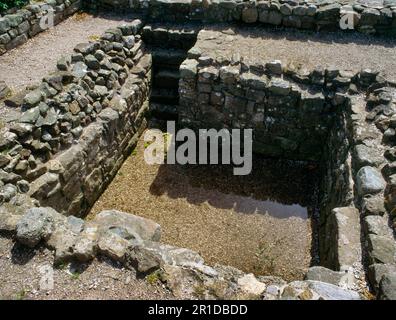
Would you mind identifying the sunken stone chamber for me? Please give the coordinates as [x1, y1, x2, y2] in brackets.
[0, 8, 396, 299]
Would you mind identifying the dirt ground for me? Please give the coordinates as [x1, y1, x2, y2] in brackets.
[0, 12, 136, 92]
[90, 134, 319, 282]
[196, 26, 396, 81]
[0, 235, 174, 300]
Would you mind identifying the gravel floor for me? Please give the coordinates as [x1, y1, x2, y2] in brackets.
[0, 235, 175, 300]
[196, 26, 396, 81]
[0, 12, 136, 92]
[90, 135, 319, 282]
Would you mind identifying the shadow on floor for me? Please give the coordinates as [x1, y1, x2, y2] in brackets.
[149, 154, 321, 219]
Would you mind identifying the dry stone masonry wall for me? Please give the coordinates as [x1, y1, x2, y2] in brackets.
[0, 19, 151, 217]
[87, 0, 396, 36]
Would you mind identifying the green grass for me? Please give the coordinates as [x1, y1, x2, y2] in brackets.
[70, 271, 81, 280]
[14, 289, 27, 300]
[0, 1, 29, 14]
[146, 271, 161, 285]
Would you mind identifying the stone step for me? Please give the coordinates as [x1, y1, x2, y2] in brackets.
[149, 103, 178, 121]
[142, 24, 199, 50]
[154, 69, 180, 89]
[152, 48, 187, 68]
[151, 88, 179, 105]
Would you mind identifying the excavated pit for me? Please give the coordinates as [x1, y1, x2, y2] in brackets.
[89, 136, 320, 281]
[88, 24, 337, 281]
[85, 23, 391, 281]
[2, 19, 392, 292]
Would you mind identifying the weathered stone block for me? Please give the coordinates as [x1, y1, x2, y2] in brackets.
[328, 207, 361, 270]
[356, 166, 386, 196]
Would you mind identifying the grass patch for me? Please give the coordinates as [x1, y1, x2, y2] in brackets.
[146, 271, 161, 285]
[88, 35, 101, 42]
[70, 271, 81, 281]
[14, 289, 27, 300]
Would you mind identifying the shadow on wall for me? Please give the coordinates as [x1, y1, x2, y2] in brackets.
[148, 154, 320, 219]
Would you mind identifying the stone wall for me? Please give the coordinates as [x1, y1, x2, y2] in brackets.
[179, 57, 333, 161]
[0, 19, 152, 217]
[86, 0, 396, 36]
[319, 106, 355, 269]
[0, 0, 82, 55]
[349, 86, 396, 295]
[177, 27, 396, 295]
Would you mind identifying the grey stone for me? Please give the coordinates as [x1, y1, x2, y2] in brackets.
[16, 207, 57, 247]
[0, 184, 17, 202]
[48, 227, 77, 264]
[361, 196, 386, 216]
[280, 280, 360, 300]
[94, 85, 108, 97]
[35, 108, 58, 127]
[5, 14, 23, 28]
[305, 266, 346, 286]
[17, 180, 30, 193]
[266, 60, 282, 75]
[268, 11, 282, 25]
[0, 213, 22, 232]
[71, 53, 84, 63]
[354, 145, 383, 169]
[378, 273, 396, 300]
[57, 56, 70, 71]
[18, 21, 29, 34]
[241, 5, 258, 23]
[356, 166, 386, 196]
[364, 216, 392, 237]
[23, 90, 42, 107]
[20, 106, 40, 124]
[85, 54, 101, 70]
[0, 154, 11, 168]
[98, 230, 130, 262]
[329, 207, 361, 269]
[269, 79, 291, 96]
[10, 123, 33, 137]
[307, 281, 360, 300]
[73, 223, 99, 262]
[180, 59, 198, 79]
[280, 4, 292, 15]
[93, 210, 161, 242]
[28, 172, 60, 200]
[0, 18, 10, 33]
[187, 47, 201, 60]
[240, 72, 267, 90]
[74, 42, 96, 55]
[67, 216, 84, 234]
[71, 62, 88, 78]
[0, 169, 21, 184]
[123, 35, 135, 49]
[127, 240, 204, 274]
[0, 131, 17, 151]
[237, 274, 266, 297]
[360, 8, 380, 26]
[0, 81, 11, 99]
[368, 263, 396, 293]
[367, 234, 396, 264]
